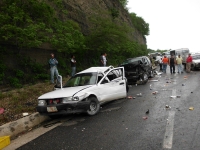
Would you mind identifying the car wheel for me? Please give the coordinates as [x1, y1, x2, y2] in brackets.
[191, 64, 195, 71]
[87, 97, 100, 116]
[141, 73, 148, 84]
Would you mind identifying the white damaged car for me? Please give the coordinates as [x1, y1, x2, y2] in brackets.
[36, 66, 128, 118]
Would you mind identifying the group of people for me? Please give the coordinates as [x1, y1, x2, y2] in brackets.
[49, 52, 108, 84]
[155, 53, 193, 74]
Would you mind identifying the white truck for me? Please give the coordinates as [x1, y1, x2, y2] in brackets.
[170, 48, 190, 68]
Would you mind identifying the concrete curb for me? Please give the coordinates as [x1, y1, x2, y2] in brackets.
[0, 112, 50, 139]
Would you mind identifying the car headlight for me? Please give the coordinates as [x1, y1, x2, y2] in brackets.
[38, 100, 47, 106]
[73, 96, 79, 101]
[62, 97, 73, 103]
[72, 94, 87, 101]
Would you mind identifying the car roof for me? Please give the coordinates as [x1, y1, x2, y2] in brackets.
[77, 66, 112, 74]
[127, 56, 145, 60]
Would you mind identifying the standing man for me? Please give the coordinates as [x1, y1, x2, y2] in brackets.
[186, 53, 193, 73]
[99, 53, 104, 66]
[169, 55, 176, 74]
[176, 54, 183, 73]
[102, 53, 107, 66]
[156, 54, 162, 71]
[162, 55, 168, 73]
[49, 53, 59, 84]
[70, 55, 76, 76]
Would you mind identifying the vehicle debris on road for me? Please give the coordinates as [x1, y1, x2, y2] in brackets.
[127, 96, 136, 99]
[137, 93, 142, 97]
[189, 107, 194, 110]
[152, 91, 158, 95]
[145, 109, 149, 114]
[170, 95, 181, 98]
[143, 116, 148, 120]
[165, 105, 171, 109]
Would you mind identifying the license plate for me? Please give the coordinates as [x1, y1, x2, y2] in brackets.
[47, 107, 58, 112]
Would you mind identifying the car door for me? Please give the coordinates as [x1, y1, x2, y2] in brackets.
[142, 57, 151, 73]
[97, 67, 126, 103]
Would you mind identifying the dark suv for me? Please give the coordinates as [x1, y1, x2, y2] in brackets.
[119, 56, 154, 84]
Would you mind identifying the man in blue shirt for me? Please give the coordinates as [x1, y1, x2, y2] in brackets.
[49, 53, 59, 84]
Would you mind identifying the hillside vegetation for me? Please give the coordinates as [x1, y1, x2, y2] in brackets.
[0, 0, 149, 88]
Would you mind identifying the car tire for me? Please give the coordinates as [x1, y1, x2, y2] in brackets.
[87, 97, 100, 116]
[141, 73, 148, 84]
[191, 64, 195, 71]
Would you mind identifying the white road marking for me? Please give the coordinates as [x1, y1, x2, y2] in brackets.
[163, 111, 175, 149]
[163, 88, 176, 149]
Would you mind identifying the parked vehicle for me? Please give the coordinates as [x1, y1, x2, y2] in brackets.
[36, 66, 128, 118]
[119, 56, 155, 85]
[191, 54, 200, 70]
[170, 48, 190, 68]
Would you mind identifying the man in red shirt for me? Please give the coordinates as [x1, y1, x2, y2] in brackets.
[186, 53, 193, 73]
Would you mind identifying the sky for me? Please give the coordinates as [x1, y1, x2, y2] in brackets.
[127, 0, 200, 53]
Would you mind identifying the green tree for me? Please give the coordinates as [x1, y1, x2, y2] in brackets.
[118, 0, 129, 8]
[0, 0, 85, 52]
[129, 13, 149, 36]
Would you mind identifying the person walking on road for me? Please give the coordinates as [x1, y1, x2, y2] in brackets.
[176, 54, 183, 73]
[186, 53, 193, 73]
[49, 53, 59, 84]
[156, 54, 163, 71]
[162, 55, 168, 73]
[169, 55, 176, 74]
[70, 55, 76, 76]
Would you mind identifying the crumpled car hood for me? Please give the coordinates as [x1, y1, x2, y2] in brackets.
[38, 85, 92, 99]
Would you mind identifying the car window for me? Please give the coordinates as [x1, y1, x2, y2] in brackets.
[107, 68, 123, 81]
[97, 73, 104, 83]
[121, 58, 141, 65]
[63, 73, 97, 87]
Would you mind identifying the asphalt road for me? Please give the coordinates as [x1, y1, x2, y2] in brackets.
[13, 67, 200, 150]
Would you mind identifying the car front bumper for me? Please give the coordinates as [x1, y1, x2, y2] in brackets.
[36, 101, 90, 115]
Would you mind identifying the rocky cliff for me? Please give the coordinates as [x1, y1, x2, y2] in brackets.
[62, 0, 146, 45]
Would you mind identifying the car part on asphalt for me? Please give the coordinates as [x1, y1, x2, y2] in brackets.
[145, 109, 149, 114]
[189, 107, 194, 110]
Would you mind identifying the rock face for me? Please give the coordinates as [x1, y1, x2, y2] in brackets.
[63, 0, 146, 45]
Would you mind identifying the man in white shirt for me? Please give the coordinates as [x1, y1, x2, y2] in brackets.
[102, 53, 107, 66]
[156, 54, 163, 71]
